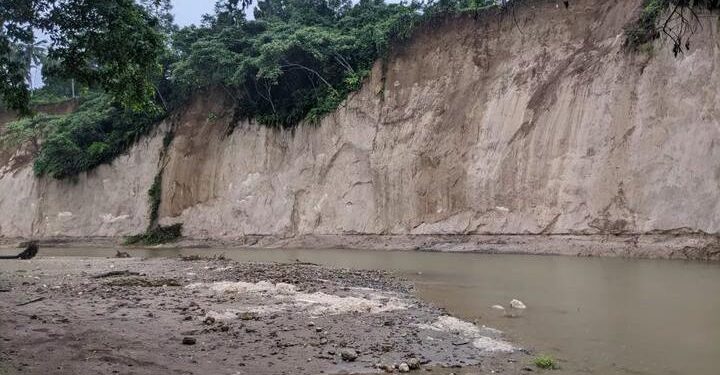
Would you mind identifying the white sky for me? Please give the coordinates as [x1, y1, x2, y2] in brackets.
[172, 0, 218, 26]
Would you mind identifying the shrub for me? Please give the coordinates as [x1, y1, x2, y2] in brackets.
[31, 94, 164, 179]
[534, 354, 559, 370]
[124, 223, 183, 246]
[625, 0, 669, 48]
[0, 113, 59, 148]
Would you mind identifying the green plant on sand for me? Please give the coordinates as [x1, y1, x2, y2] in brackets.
[534, 354, 559, 370]
[124, 223, 183, 246]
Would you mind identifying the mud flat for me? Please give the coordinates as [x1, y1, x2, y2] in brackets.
[3, 232, 720, 262]
[0, 257, 528, 374]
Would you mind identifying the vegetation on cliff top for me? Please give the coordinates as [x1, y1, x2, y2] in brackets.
[534, 354, 560, 370]
[0, 93, 163, 179]
[626, 0, 719, 53]
[125, 223, 183, 246]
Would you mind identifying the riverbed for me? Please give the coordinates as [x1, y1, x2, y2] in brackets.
[3, 247, 720, 375]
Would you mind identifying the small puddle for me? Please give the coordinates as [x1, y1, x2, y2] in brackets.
[11, 247, 720, 375]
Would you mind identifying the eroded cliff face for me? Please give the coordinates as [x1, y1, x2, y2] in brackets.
[1, 0, 719, 257]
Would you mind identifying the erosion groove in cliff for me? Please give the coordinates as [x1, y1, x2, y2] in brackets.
[0, 0, 719, 259]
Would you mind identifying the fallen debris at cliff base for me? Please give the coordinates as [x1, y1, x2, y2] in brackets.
[0, 257, 529, 375]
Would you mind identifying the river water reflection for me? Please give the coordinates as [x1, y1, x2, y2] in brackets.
[33, 247, 720, 375]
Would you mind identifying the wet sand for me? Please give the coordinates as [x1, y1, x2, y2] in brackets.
[0, 256, 529, 374]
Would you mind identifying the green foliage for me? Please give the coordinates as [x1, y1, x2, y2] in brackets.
[31, 61, 92, 105]
[29, 90, 73, 106]
[625, 0, 720, 50]
[31, 94, 164, 179]
[0, 113, 59, 148]
[534, 355, 559, 370]
[148, 171, 163, 226]
[1, 1, 167, 115]
[626, 0, 669, 48]
[428, 0, 497, 15]
[124, 223, 183, 246]
[0, 40, 31, 116]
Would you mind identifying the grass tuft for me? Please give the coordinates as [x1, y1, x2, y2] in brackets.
[534, 354, 559, 370]
[124, 223, 183, 246]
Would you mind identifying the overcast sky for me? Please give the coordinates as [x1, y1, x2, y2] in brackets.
[172, 0, 218, 26]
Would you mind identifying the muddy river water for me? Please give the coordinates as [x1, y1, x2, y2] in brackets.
[23, 247, 720, 375]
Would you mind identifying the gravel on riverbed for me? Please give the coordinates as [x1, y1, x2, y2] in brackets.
[0, 257, 528, 374]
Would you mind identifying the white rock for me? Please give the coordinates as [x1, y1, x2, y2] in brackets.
[510, 299, 526, 309]
[491, 305, 505, 310]
[417, 316, 514, 353]
[398, 363, 410, 372]
[408, 357, 420, 369]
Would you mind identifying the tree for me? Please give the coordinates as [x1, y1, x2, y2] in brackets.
[1, 0, 166, 114]
[170, 0, 422, 127]
[18, 39, 46, 90]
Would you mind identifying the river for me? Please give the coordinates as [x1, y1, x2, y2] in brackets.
[17, 247, 720, 375]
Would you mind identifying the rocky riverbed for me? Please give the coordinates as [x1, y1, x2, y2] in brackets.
[0, 256, 530, 374]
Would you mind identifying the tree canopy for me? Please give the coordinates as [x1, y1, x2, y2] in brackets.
[1, 0, 168, 115]
[171, 0, 429, 126]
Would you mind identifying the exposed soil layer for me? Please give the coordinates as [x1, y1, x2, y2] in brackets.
[0, 257, 529, 375]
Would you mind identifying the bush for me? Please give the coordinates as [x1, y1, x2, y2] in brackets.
[31, 94, 164, 179]
[625, 0, 669, 48]
[0, 113, 59, 148]
[124, 223, 183, 246]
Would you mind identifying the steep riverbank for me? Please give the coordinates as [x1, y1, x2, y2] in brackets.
[0, 0, 719, 259]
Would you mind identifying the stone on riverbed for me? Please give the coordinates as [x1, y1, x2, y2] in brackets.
[408, 357, 420, 369]
[340, 348, 358, 361]
[510, 299, 526, 309]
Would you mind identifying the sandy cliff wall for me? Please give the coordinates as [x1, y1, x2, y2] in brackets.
[0, 131, 163, 238]
[1, 0, 719, 258]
